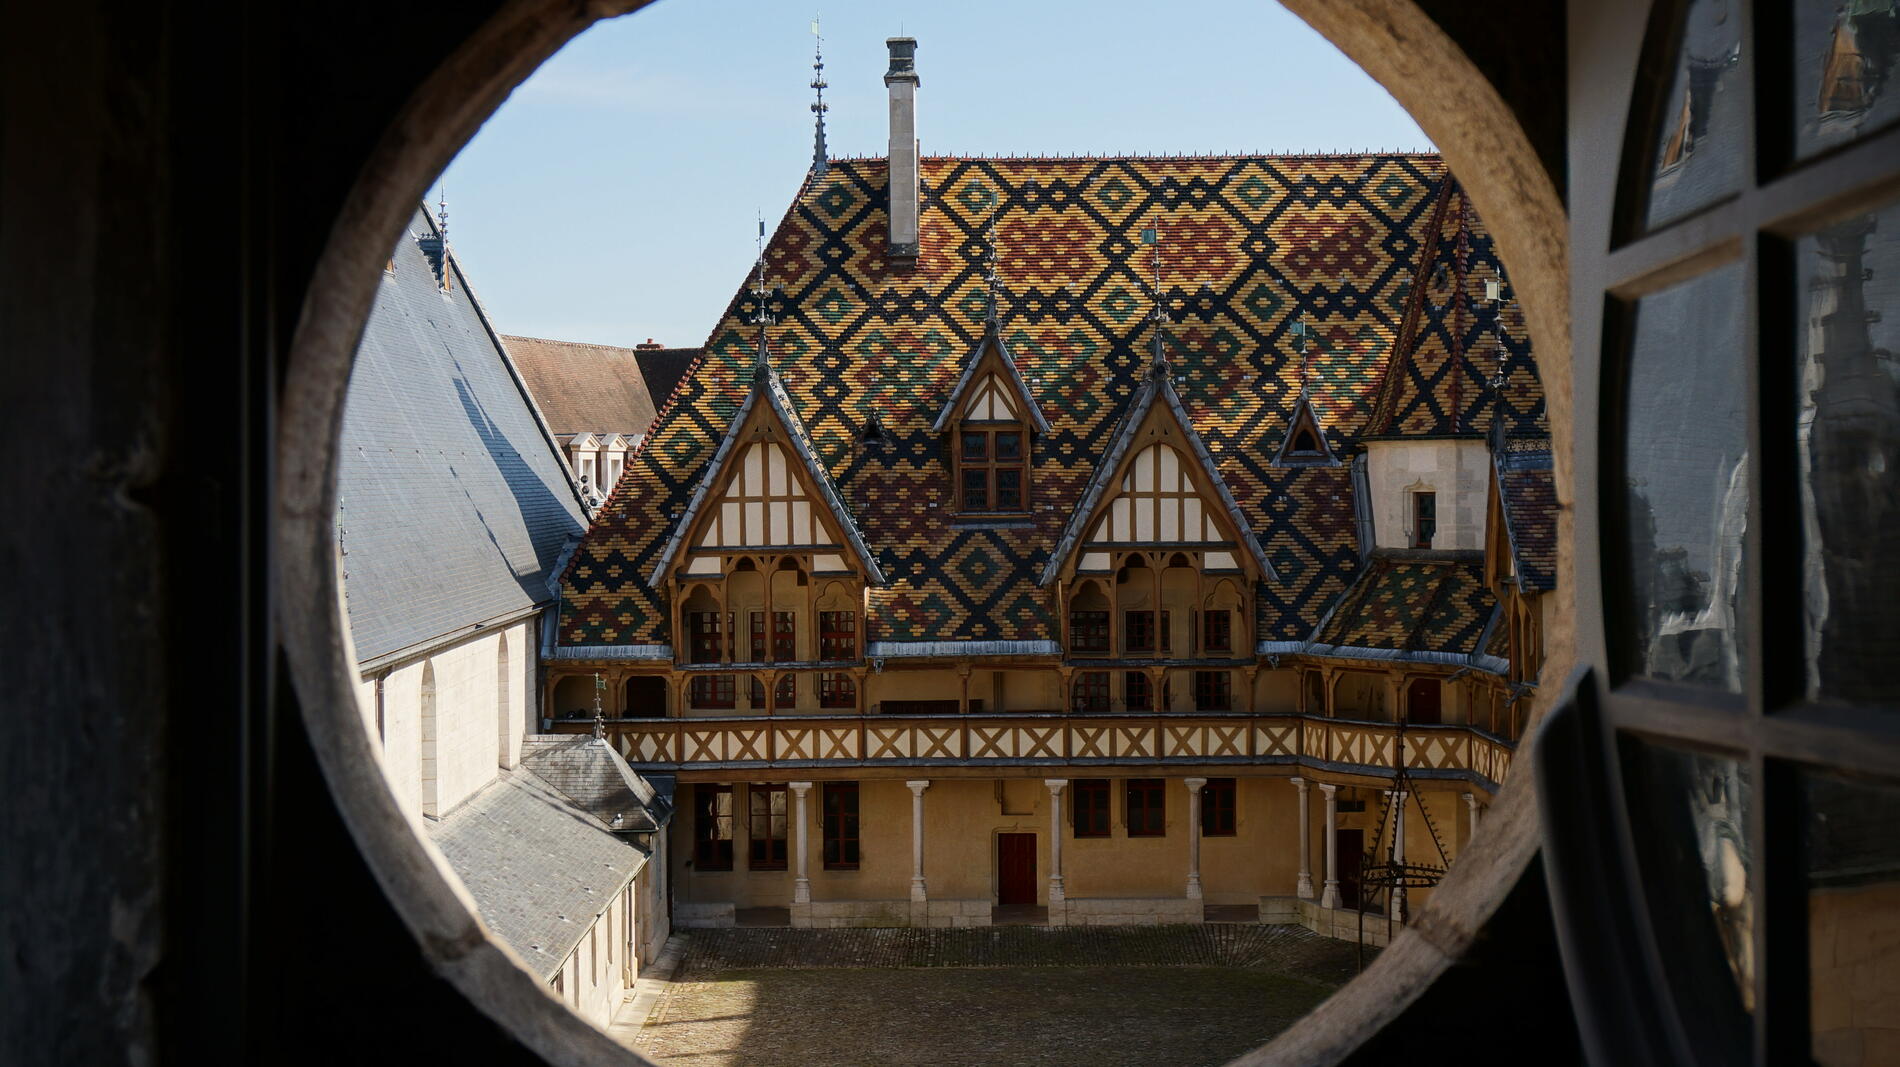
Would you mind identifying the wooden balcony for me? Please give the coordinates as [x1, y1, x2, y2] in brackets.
[598, 712, 1514, 792]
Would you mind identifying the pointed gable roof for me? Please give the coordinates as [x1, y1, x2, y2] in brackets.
[1041, 332, 1277, 586]
[929, 320, 1052, 434]
[1272, 385, 1339, 467]
[645, 359, 884, 587]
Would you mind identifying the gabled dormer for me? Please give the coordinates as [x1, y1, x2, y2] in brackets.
[1271, 386, 1339, 467]
[1042, 335, 1277, 586]
[931, 318, 1050, 516]
[647, 359, 884, 588]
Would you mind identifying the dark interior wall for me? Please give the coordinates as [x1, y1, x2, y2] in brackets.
[1415, 0, 1570, 205]
[0, 2, 1569, 1064]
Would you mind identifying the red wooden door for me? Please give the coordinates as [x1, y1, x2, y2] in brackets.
[997, 833, 1037, 906]
[1335, 828, 1364, 908]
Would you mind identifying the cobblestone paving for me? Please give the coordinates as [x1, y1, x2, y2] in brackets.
[634, 925, 1371, 1067]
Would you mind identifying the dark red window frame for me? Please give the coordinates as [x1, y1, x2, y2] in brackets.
[1072, 779, 1111, 838]
[690, 674, 735, 709]
[1070, 610, 1109, 654]
[748, 611, 766, 662]
[1202, 777, 1237, 837]
[822, 782, 860, 870]
[1125, 778, 1166, 837]
[772, 611, 796, 661]
[688, 611, 723, 663]
[1072, 671, 1110, 713]
[819, 671, 855, 709]
[1123, 610, 1172, 654]
[1193, 670, 1232, 712]
[958, 428, 1027, 513]
[1202, 609, 1232, 654]
[694, 785, 734, 870]
[748, 785, 788, 870]
[818, 610, 857, 661]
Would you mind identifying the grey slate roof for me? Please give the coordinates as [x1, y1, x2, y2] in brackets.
[338, 206, 587, 664]
[520, 735, 675, 833]
[1041, 332, 1278, 586]
[428, 765, 647, 981]
[646, 353, 886, 587]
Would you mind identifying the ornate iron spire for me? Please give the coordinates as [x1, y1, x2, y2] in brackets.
[750, 216, 777, 378]
[983, 219, 1002, 326]
[1142, 222, 1170, 378]
[809, 17, 829, 176]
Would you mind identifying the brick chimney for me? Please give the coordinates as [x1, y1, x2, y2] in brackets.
[884, 37, 920, 266]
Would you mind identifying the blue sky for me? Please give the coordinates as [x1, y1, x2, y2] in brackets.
[440, 0, 1429, 349]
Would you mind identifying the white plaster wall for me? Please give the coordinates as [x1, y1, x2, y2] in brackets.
[355, 614, 544, 821]
[1363, 439, 1491, 550]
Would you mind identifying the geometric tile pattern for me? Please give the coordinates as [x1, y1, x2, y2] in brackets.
[1497, 444, 1557, 592]
[1313, 555, 1496, 656]
[561, 154, 1541, 650]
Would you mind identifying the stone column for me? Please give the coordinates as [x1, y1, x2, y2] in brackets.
[1387, 788, 1408, 920]
[1044, 779, 1068, 915]
[1183, 777, 1207, 900]
[907, 780, 930, 903]
[789, 781, 813, 905]
[1290, 777, 1315, 899]
[1318, 783, 1341, 909]
[1463, 791, 1480, 844]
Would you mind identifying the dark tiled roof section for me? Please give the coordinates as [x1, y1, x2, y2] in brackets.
[1369, 178, 1547, 439]
[519, 735, 672, 832]
[427, 767, 648, 981]
[339, 208, 586, 663]
[1311, 553, 1498, 656]
[1498, 446, 1557, 591]
[635, 348, 700, 417]
[502, 334, 689, 438]
[563, 154, 1536, 649]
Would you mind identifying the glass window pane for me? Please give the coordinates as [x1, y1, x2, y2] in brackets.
[1802, 769, 1900, 1067]
[994, 431, 1022, 460]
[1793, 0, 1900, 161]
[1643, 0, 1745, 229]
[1795, 204, 1900, 705]
[961, 432, 987, 461]
[1621, 742, 1756, 1049]
[1622, 262, 1749, 691]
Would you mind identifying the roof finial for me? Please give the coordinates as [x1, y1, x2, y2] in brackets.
[1141, 220, 1169, 377]
[809, 17, 829, 176]
[750, 215, 777, 378]
[437, 180, 449, 242]
[983, 218, 1003, 326]
[1292, 315, 1311, 394]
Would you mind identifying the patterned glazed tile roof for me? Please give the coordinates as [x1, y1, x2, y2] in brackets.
[561, 154, 1541, 650]
[1309, 552, 1499, 657]
[1497, 445, 1557, 592]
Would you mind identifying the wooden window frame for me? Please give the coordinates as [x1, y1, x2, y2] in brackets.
[693, 785, 734, 871]
[821, 782, 859, 870]
[748, 611, 765, 662]
[818, 610, 856, 661]
[1123, 610, 1171, 654]
[818, 672, 855, 709]
[1072, 779, 1111, 838]
[1070, 610, 1110, 655]
[955, 425, 1029, 514]
[1193, 670, 1232, 712]
[1072, 671, 1110, 713]
[1202, 777, 1237, 837]
[772, 610, 796, 661]
[1125, 778, 1166, 837]
[1202, 609, 1232, 654]
[1412, 491, 1437, 549]
[747, 785, 789, 870]
[747, 674, 795, 709]
[687, 610, 723, 664]
[689, 674, 734, 710]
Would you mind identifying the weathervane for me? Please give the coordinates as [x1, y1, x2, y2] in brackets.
[809, 16, 829, 176]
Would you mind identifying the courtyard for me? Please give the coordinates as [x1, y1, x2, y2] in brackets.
[625, 924, 1370, 1067]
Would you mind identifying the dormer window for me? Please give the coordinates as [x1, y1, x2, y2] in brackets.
[1288, 425, 1323, 456]
[959, 427, 1025, 512]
